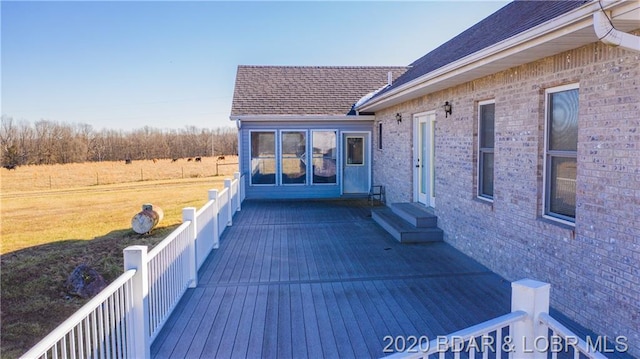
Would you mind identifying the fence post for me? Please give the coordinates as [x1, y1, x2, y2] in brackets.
[224, 179, 233, 226]
[208, 189, 220, 249]
[234, 172, 241, 211]
[123, 246, 150, 359]
[182, 207, 198, 288]
[511, 279, 550, 359]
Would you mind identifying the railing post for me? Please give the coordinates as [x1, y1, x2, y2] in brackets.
[123, 246, 150, 359]
[234, 172, 241, 211]
[511, 279, 550, 359]
[240, 174, 246, 202]
[208, 189, 220, 249]
[182, 207, 198, 288]
[224, 179, 233, 226]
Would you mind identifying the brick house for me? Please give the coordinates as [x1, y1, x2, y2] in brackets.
[231, 0, 640, 356]
[356, 0, 640, 356]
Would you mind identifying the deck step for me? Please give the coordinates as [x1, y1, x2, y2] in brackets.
[371, 208, 443, 243]
[390, 202, 437, 228]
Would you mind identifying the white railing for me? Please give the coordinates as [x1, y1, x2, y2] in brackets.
[384, 311, 527, 359]
[21, 270, 137, 359]
[195, 190, 218, 269]
[218, 186, 231, 236]
[385, 279, 607, 359]
[146, 219, 195, 342]
[539, 313, 608, 359]
[22, 173, 245, 359]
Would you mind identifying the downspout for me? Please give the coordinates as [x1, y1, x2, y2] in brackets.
[593, 10, 640, 53]
[235, 119, 241, 175]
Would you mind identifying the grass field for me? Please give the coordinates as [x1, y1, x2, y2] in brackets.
[0, 156, 238, 358]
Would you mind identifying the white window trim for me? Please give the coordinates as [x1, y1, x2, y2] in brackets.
[542, 83, 579, 226]
[248, 129, 278, 186]
[279, 129, 309, 186]
[311, 129, 339, 186]
[477, 99, 495, 203]
[412, 111, 436, 206]
[345, 135, 366, 167]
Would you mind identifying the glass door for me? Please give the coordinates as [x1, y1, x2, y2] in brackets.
[413, 113, 436, 207]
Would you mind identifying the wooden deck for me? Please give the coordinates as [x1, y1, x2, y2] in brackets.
[151, 200, 513, 359]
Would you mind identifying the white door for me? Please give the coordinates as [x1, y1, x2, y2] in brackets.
[342, 133, 370, 194]
[413, 113, 436, 207]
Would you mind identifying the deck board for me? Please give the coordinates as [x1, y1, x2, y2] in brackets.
[151, 200, 515, 359]
[184, 287, 225, 358]
[261, 284, 279, 358]
[276, 284, 292, 359]
[299, 283, 323, 357]
[198, 286, 236, 358]
[245, 284, 268, 358]
[310, 282, 340, 358]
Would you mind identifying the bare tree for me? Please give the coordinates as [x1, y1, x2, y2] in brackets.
[0, 117, 237, 165]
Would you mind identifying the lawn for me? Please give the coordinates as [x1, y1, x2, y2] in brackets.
[0, 157, 238, 358]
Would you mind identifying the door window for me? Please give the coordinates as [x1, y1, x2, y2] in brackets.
[346, 137, 364, 166]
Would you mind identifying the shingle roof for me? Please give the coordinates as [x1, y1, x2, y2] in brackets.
[231, 66, 408, 116]
[373, 0, 590, 99]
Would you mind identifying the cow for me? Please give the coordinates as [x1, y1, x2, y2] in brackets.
[217, 155, 225, 161]
[187, 158, 193, 162]
[195, 157, 202, 162]
[171, 158, 179, 162]
[3, 164, 17, 170]
[125, 159, 132, 164]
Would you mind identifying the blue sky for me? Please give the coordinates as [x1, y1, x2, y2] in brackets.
[1, 1, 509, 131]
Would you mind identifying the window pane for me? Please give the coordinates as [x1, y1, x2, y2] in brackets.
[346, 137, 364, 165]
[480, 103, 495, 148]
[281, 131, 306, 184]
[420, 123, 427, 194]
[549, 89, 579, 151]
[480, 152, 494, 198]
[312, 131, 336, 184]
[250, 132, 275, 185]
[549, 157, 576, 218]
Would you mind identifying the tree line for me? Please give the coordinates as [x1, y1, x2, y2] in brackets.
[0, 116, 238, 168]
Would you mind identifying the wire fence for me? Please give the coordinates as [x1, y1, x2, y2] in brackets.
[1, 157, 239, 192]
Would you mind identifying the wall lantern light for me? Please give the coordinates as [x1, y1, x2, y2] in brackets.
[443, 101, 452, 118]
[396, 113, 402, 124]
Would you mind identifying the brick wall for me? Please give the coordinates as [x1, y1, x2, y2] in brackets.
[373, 39, 640, 356]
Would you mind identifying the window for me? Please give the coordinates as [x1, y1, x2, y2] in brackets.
[378, 122, 383, 150]
[312, 131, 337, 184]
[346, 136, 364, 165]
[478, 101, 495, 200]
[250, 131, 276, 185]
[281, 131, 306, 184]
[544, 84, 579, 223]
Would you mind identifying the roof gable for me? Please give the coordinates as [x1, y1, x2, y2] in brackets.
[231, 66, 407, 116]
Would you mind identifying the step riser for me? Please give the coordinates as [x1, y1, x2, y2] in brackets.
[394, 212, 437, 228]
[372, 210, 443, 243]
[390, 203, 438, 228]
[372, 210, 402, 242]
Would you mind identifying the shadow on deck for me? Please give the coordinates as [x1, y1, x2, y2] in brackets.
[151, 199, 512, 358]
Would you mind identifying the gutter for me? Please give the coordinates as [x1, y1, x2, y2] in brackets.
[228, 114, 375, 122]
[594, 10, 640, 52]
